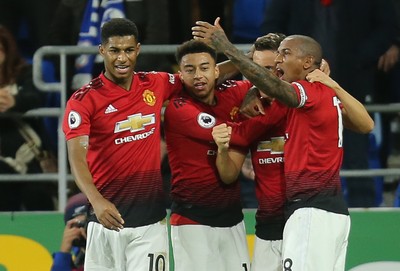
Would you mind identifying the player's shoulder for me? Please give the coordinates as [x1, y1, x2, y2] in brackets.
[69, 77, 104, 102]
[216, 79, 250, 91]
[294, 80, 332, 91]
[167, 93, 192, 110]
[136, 71, 178, 85]
[293, 80, 336, 99]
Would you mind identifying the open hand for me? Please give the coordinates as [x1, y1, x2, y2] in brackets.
[192, 17, 228, 52]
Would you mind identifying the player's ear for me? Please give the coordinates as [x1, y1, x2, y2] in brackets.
[303, 55, 314, 69]
[98, 44, 104, 56]
[136, 42, 141, 56]
[214, 65, 220, 79]
[178, 71, 183, 82]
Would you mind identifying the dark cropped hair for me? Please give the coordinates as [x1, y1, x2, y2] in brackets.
[254, 33, 286, 51]
[288, 35, 323, 67]
[175, 40, 217, 64]
[0, 25, 26, 86]
[101, 18, 139, 44]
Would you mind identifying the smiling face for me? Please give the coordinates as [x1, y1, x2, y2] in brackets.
[99, 35, 140, 89]
[179, 52, 219, 105]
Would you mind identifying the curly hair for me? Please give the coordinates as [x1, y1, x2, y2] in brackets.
[175, 39, 217, 64]
[101, 18, 139, 44]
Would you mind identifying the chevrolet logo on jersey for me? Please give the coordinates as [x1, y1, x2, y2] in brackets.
[257, 136, 285, 154]
[114, 113, 156, 133]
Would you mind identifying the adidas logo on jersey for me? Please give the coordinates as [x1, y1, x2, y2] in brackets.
[105, 104, 118, 114]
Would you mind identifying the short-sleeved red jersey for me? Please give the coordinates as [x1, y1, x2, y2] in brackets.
[284, 80, 348, 216]
[230, 101, 288, 240]
[164, 80, 251, 227]
[63, 72, 182, 227]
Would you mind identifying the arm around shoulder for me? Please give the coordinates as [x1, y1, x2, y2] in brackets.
[338, 86, 374, 134]
[306, 69, 374, 134]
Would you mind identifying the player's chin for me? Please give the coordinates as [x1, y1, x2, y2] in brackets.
[111, 70, 133, 80]
[192, 90, 209, 99]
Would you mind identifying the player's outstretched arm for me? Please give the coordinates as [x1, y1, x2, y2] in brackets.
[306, 69, 374, 133]
[212, 124, 246, 184]
[67, 136, 124, 231]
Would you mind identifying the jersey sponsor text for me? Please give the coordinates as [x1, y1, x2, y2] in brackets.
[115, 127, 156, 145]
[258, 156, 284, 164]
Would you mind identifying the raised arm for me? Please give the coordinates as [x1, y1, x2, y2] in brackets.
[306, 69, 374, 133]
[212, 123, 247, 184]
[192, 17, 299, 107]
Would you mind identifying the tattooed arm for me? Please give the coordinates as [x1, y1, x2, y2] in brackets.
[192, 17, 299, 108]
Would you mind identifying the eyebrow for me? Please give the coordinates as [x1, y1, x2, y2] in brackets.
[108, 45, 136, 50]
[183, 62, 211, 68]
[279, 48, 290, 53]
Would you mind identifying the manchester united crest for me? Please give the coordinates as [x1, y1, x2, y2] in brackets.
[230, 106, 240, 120]
[143, 89, 156, 106]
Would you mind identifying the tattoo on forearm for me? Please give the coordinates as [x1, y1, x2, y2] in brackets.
[211, 31, 298, 107]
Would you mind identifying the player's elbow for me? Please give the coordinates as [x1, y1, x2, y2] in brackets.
[363, 118, 375, 134]
[357, 116, 375, 134]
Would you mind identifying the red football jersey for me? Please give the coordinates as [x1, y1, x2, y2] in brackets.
[164, 80, 251, 227]
[62, 72, 182, 227]
[230, 101, 288, 240]
[284, 80, 348, 215]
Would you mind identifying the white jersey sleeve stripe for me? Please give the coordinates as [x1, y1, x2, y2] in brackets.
[292, 82, 307, 108]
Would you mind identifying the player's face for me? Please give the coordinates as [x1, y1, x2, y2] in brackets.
[99, 35, 140, 89]
[253, 49, 277, 99]
[275, 38, 306, 83]
[253, 49, 277, 73]
[179, 52, 219, 105]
